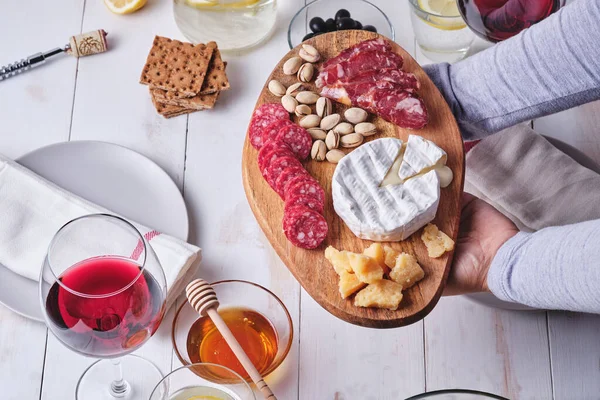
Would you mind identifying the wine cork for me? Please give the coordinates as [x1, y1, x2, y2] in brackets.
[68, 30, 108, 58]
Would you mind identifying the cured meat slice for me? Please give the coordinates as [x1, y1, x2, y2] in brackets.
[285, 177, 326, 205]
[275, 124, 312, 160]
[316, 50, 403, 88]
[282, 173, 318, 196]
[261, 119, 295, 145]
[262, 156, 302, 190]
[249, 103, 289, 149]
[257, 140, 295, 172]
[320, 69, 420, 105]
[321, 38, 391, 70]
[364, 89, 428, 129]
[275, 165, 310, 198]
[283, 205, 328, 249]
[285, 194, 324, 214]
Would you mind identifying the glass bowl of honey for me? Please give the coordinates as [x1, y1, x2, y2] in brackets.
[172, 280, 293, 383]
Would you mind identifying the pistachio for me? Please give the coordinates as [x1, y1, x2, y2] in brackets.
[333, 122, 354, 135]
[320, 113, 341, 130]
[354, 122, 377, 136]
[297, 63, 314, 83]
[325, 130, 340, 150]
[299, 114, 322, 129]
[344, 107, 369, 124]
[294, 104, 312, 118]
[296, 91, 320, 105]
[307, 128, 327, 141]
[286, 82, 306, 97]
[326, 149, 345, 164]
[299, 44, 321, 63]
[281, 95, 298, 113]
[316, 97, 333, 118]
[283, 56, 303, 75]
[311, 140, 327, 161]
[340, 133, 364, 148]
[267, 79, 286, 97]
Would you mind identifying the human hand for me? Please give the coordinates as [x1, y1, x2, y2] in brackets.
[444, 193, 519, 296]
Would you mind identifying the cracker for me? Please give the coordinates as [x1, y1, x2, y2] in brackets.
[151, 92, 196, 118]
[200, 49, 229, 94]
[140, 36, 215, 96]
[151, 88, 219, 110]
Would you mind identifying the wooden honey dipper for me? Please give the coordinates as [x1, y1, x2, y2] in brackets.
[186, 279, 277, 400]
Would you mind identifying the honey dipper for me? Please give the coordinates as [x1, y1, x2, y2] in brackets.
[186, 279, 277, 400]
[0, 30, 108, 81]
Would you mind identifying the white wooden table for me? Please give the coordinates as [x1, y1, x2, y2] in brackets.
[2, 1, 600, 399]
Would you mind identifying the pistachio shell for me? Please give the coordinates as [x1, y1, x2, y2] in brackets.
[296, 91, 320, 105]
[311, 140, 327, 161]
[344, 107, 369, 124]
[297, 63, 314, 83]
[333, 122, 354, 135]
[340, 133, 364, 148]
[283, 56, 303, 75]
[316, 97, 332, 118]
[294, 104, 312, 117]
[286, 82, 305, 97]
[267, 79, 286, 97]
[299, 44, 321, 63]
[325, 130, 340, 150]
[281, 95, 298, 113]
[320, 113, 341, 130]
[307, 128, 327, 141]
[299, 114, 322, 129]
[354, 122, 377, 136]
[326, 149, 345, 164]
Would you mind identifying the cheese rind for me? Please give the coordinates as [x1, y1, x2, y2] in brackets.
[398, 135, 448, 180]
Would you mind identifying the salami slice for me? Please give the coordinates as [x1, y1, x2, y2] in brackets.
[257, 140, 295, 172]
[285, 194, 324, 214]
[282, 174, 318, 196]
[275, 124, 312, 160]
[283, 205, 328, 249]
[285, 177, 326, 205]
[275, 165, 310, 198]
[262, 156, 302, 190]
[249, 104, 289, 149]
[262, 119, 295, 146]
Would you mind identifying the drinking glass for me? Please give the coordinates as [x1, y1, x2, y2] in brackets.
[149, 363, 256, 400]
[39, 214, 167, 399]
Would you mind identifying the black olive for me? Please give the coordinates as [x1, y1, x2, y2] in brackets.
[336, 17, 356, 30]
[302, 32, 315, 42]
[363, 25, 377, 33]
[354, 20, 363, 29]
[335, 9, 351, 21]
[309, 17, 327, 33]
[325, 18, 336, 32]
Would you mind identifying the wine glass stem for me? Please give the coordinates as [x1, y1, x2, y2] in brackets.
[110, 358, 130, 398]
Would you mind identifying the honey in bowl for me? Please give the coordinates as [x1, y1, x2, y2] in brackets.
[187, 307, 278, 380]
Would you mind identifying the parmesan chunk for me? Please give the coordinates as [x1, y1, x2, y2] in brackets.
[421, 223, 455, 258]
[325, 246, 352, 275]
[383, 245, 401, 269]
[354, 280, 404, 311]
[338, 270, 366, 299]
[363, 243, 388, 272]
[390, 253, 425, 289]
[347, 253, 384, 284]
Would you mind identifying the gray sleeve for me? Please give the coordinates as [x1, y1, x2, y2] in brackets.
[487, 221, 600, 313]
[423, 0, 600, 140]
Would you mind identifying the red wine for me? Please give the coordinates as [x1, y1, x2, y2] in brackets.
[45, 257, 165, 357]
[458, 0, 560, 42]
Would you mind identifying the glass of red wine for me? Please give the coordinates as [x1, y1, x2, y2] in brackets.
[39, 214, 167, 400]
[457, 0, 566, 42]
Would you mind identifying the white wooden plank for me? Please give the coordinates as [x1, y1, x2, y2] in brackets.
[425, 296, 553, 398]
[0, 0, 83, 158]
[68, 0, 188, 189]
[548, 313, 600, 400]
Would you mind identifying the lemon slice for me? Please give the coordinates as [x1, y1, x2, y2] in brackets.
[417, 0, 466, 31]
[104, 0, 147, 14]
[184, 0, 260, 9]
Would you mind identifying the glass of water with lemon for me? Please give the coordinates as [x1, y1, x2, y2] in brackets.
[409, 0, 474, 63]
[173, 0, 277, 51]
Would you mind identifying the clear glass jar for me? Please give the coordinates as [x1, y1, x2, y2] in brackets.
[173, 0, 277, 51]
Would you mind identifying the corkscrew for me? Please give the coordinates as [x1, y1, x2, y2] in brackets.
[0, 30, 108, 82]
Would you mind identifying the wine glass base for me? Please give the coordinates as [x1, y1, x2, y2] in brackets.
[76, 355, 163, 400]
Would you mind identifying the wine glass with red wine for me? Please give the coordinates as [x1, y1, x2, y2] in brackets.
[457, 0, 565, 42]
[39, 214, 167, 400]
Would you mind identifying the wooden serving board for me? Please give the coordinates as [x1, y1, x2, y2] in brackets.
[242, 30, 464, 328]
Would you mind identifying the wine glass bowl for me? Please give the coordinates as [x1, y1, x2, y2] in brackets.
[172, 280, 293, 383]
[39, 214, 168, 399]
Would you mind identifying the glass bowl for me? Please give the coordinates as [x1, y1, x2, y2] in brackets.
[287, 0, 395, 49]
[406, 389, 509, 400]
[149, 363, 256, 400]
[172, 280, 293, 383]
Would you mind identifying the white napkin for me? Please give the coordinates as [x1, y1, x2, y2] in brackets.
[465, 124, 600, 231]
[0, 154, 201, 308]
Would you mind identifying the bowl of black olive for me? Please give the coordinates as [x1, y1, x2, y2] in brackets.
[287, 0, 395, 49]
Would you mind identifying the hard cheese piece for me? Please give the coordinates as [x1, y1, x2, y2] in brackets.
[389, 253, 425, 289]
[338, 270, 366, 299]
[332, 138, 440, 242]
[347, 253, 383, 284]
[383, 245, 400, 270]
[354, 280, 404, 311]
[421, 223, 455, 258]
[399, 135, 447, 180]
[325, 246, 352, 275]
[363, 243, 388, 273]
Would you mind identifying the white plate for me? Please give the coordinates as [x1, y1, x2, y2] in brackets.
[0, 141, 189, 322]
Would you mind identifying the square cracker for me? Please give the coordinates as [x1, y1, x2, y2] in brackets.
[151, 88, 219, 110]
[140, 36, 215, 96]
[200, 49, 229, 94]
[150, 92, 196, 119]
